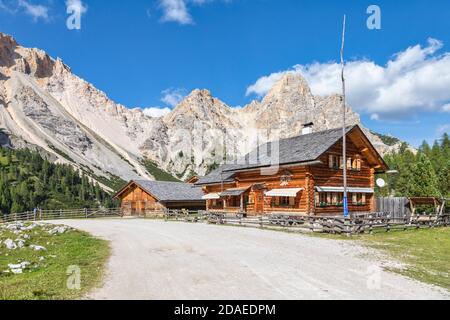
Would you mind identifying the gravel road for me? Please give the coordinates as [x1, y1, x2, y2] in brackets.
[56, 219, 449, 300]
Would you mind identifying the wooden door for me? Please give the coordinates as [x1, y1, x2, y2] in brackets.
[254, 191, 264, 215]
[130, 201, 138, 216]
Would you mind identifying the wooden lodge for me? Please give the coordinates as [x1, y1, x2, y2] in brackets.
[113, 180, 206, 216]
[195, 125, 388, 217]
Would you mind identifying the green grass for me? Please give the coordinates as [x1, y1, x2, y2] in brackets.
[358, 228, 450, 290]
[0, 222, 110, 300]
[309, 227, 450, 290]
[143, 160, 180, 182]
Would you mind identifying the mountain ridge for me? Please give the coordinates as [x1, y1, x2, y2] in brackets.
[0, 32, 402, 188]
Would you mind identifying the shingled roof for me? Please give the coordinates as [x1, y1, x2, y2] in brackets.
[116, 180, 205, 202]
[222, 126, 356, 172]
[195, 166, 236, 186]
[196, 125, 386, 186]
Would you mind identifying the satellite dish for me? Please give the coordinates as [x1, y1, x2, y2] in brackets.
[376, 178, 386, 188]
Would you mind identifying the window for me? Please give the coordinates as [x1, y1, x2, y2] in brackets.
[316, 193, 328, 207]
[329, 155, 340, 169]
[316, 192, 345, 207]
[227, 197, 240, 208]
[273, 197, 295, 207]
[352, 193, 366, 205]
[351, 158, 362, 171]
[210, 199, 224, 208]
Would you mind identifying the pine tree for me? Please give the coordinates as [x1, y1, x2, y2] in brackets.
[408, 153, 441, 197]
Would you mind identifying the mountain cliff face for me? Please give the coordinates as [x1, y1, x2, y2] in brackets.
[0, 32, 395, 188]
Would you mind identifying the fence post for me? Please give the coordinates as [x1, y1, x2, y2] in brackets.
[33, 208, 37, 221]
[85, 208, 88, 219]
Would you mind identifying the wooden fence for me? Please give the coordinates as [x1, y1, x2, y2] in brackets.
[3, 206, 449, 235]
[163, 210, 450, 235]
[376, 197, 411, 219]
[0, 207, 121, 224]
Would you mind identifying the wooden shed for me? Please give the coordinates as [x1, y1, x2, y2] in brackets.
[113, 180, 206, 216]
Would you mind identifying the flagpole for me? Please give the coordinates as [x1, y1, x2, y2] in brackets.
[341, 15, 349, 218]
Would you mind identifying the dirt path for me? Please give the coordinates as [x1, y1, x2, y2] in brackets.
[56, 219, 449, 300]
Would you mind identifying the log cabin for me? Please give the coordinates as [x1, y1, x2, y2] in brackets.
[195, 125, 388, 217]
[113, 180, 206, 216]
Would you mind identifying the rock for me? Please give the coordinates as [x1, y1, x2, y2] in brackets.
[16, 239, 26, 248]
[23, 234, 30, 240]
[4, 239, 17, 250]
[6, 222, 24, 231]
[30, 245, 46, 251]
[48, 226, 68, 235]
[10, 268, 23, 274]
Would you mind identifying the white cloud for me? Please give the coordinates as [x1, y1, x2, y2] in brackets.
[18, 0, 49, 21]
[159, 0, 193, 25]
[66, 0, 87, 15]
[246, 38, 450, 119]
[161, 88, 186, 107]
[370, 113, 380, 121]
[142, 107, 172, 118]
[158, 0, 229, 25]
[245, 71, 286, 97]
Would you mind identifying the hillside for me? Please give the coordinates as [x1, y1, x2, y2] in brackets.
[0, 145, 116, 215]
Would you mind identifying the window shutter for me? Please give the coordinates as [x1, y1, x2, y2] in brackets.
[289, 197, 295, 206]
[327, 193, 332, 204]
[347, 158, 352, 169]
[275, 197, 280, 206]
[362, 194, 366, 204]
[315, 193, 320, 205]
[329, 155, 334, 168]
[339, 157, 344, 169]
[352, 193, 357, 204]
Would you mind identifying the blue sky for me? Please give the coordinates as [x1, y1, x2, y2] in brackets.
[1, 0, 449, 146]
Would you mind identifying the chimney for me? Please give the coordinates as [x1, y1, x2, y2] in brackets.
[302, 122, 314, 135]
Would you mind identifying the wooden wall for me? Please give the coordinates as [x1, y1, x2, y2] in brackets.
[119, 184, 163, 216]
[311, 138, 374, 215]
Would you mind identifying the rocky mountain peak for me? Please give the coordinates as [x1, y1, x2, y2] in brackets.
[0, 32, 397, 184]
[264, 72, 312, 101]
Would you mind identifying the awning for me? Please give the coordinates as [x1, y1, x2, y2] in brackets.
[315, 186, 374, 194]
[265, 188, 303, 197]
[202, 193, 221, 200]
[220, 187, 249, 197]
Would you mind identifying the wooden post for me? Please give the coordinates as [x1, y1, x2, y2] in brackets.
[85, 208, 88, 219]
[240, 194, 244, 213]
